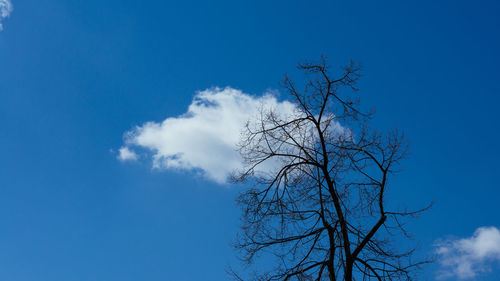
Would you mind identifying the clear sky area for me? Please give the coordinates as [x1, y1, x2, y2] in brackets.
[1, 0, 500, 280]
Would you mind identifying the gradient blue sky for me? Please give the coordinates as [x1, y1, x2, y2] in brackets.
[1, 0, 500, 280]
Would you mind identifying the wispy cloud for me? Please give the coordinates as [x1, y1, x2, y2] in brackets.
[117, 147, 138, 162]
[119, 87, 299, 184]
[435, 226, 500, 279]
[0, 0, 13, 31]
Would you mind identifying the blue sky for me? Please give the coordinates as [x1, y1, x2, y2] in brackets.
[1, 0, 500, 280]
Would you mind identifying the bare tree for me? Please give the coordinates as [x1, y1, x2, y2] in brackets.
[230, 57, 430, 281]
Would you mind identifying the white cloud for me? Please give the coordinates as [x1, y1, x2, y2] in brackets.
[119, 87, 300, 183]
[435, 226, 500, 279]
[0, 0, 13, 31]
[117, 147, 138, 162]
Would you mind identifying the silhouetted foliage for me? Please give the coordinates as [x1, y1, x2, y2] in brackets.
[230, 57, 430, 281]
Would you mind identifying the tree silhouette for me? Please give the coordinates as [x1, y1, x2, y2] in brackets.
[230, 57, 430, 281]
